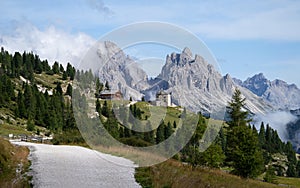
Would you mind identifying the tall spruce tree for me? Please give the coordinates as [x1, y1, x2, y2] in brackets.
[156, 120, 165, 144]
[226, 88, 264, 178]
[227, 89, 251, 127]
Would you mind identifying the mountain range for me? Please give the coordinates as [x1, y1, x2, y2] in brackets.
[86, 41, 300, 118]
[234, 73, 300, 110]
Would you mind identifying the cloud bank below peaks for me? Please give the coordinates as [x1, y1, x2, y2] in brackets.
[253, 111, 297, 142]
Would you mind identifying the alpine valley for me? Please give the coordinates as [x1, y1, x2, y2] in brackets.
[82, 41, 300, 152]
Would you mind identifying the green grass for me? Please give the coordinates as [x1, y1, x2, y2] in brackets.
[0, 124, 30, 137]
[134, 102, 182, 125]
[34, 72, 68, 89]
[276, 176, 300, 187]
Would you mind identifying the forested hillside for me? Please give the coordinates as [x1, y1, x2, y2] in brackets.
[0, 48, 299, 187]
[0, 47, 83, 144]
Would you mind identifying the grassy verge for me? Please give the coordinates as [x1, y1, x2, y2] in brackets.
[135, 160, 282, 188]
[0, 137, 31, 187]
[0, 123, 31, 137]
[276, 177, 300, 187]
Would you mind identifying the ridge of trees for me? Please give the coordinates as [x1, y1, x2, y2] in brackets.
[0, 47, 79, 142]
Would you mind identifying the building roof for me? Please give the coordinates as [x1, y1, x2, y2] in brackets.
[157, 90, 170, 95]
[100, 90, 121, 95]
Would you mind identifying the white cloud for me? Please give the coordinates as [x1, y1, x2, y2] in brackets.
[253, 111, 297, 141]
[0, 22, 95, 67]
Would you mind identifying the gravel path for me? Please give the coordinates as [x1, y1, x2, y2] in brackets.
[12, 142, 141, 188]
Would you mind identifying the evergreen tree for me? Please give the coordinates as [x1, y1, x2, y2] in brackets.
[258, 122, 266, 147]
[105, 81, 110, 90]
[264, 166, 277, 183]
[104, 110, 119, 139]
[66, 63, 75, 80]
[202, 143, 225, 168]
[227, 125, 264, 178]
[62, 71, 68, 80]
[52, 61, 60, 74]
[59, 64, 64, 72]
[96, 98, 101, 114]
[16, 90, 26, 118]
[173, 121, 177, 128]
[164, 121, 173, 139]
[296, 161, 300, 178]
[226, 88, 264, 178]
[101, 100, 109, 117]
[66, 83, 72, 96]
[26, 119, 35, 131]
[124, 126, 132, 138]
[11, 52, 22, 77]
[218, 128, 226, 153]
[55, 82, 63, 96]
[226, 88, 251, 127]
[34, 54, 43, 74]
[156, 120, 165, 144]
[144, 121, 155, 144]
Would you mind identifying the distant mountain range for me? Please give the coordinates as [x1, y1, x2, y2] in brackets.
[86, 41, 300, 118]
[234, 73, 300, 110]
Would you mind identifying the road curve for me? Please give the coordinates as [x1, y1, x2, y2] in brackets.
[12, 141, 141, 188]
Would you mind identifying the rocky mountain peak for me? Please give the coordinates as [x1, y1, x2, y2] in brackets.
[182, 47, 193, 58]
[238, 73, 300, 110]
[96, 41, 123, 61]
[242, 73, 270, 97]
[93, 41, 149, 100]
[156, 48, 269, 115]
[93, 42, 272, 116]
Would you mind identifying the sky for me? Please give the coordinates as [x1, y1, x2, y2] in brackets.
[1, 0, 300, 86]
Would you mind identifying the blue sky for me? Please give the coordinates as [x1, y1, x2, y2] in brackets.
[1, 0, 300, 86]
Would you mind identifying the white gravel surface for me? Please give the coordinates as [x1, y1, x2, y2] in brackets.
[12, 141, 141, 188]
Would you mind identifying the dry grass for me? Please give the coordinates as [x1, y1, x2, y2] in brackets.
[136, 159, 282, 188]
[0, 137, 31, 187]
[92, 144, 170, 166]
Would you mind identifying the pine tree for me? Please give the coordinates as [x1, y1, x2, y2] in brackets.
[26, 119, 35, 131]
[226, 88, 264, 178]
[227, 88, 251, 127]
[105, 81, 110, 90]
[16, 90, 26, 118]
[34, 55, 43, 74]
[62, 71, 68, 80]
[55, 82, 63, 96]
[66, 83, 72, 96]
[173, 121, 177, 128]
[144, 121, 155, 144]
[296, 161, 300, 178]
[59, 64, 64, 72]
[124, 126, 132, 138]
[96, 99, 101, 114]
[156, 120, 165, 144]
[164, 121, 173, 139]
[101, 100, 109, 117]
[52, 61, 60, 74]
[258, 122, 266, 147]
[202, 143, 225, 168]
[66, 63, 75, 80]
